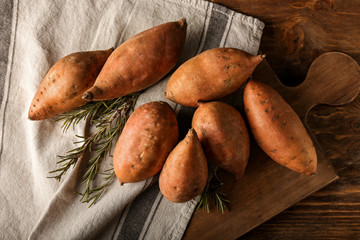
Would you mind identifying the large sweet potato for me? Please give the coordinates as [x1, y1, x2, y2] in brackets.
[165, 48, 265, 107]
[243, 80, 317, 175]
[28, 48, 113, 120]
[83, 19, 187, 101]
[113, 101, 178, 185]
[192, 101, 250, 179]
[159, 128, 208, 203]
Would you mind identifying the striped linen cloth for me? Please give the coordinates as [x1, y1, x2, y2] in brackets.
[0, 0, 264, 239]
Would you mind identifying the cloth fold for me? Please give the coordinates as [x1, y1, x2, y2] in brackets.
[0, 0, 264, 239]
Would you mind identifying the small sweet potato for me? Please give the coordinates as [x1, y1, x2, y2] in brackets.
[165, 48, 265, 107]
[113, 101, 178, 185]
[243, 80, 317, 175]
[28, 48, 113, 120]
[159, 128, 208, 203]
[192, 101, 250, 179]
[83, 19, 187, 101]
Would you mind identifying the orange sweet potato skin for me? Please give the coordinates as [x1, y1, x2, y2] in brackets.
[159, 129, 208, 203]
[83, 19, 187, 101]
[113, 101, 178, 185]
[192, 101, 250, 179]
[244, 80, 317, 175]
[165, 48, 265, 107]
[28, 48, 113, 120]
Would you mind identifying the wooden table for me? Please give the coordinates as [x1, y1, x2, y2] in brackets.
[209, 1, 360, 239]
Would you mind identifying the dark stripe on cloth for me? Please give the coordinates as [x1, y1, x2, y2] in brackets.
[116, 177, 160, 240]
[111, 204, 128, 240]
[201, 3, 232, 52]
[112, 3, 233, 239]
[177, 3, 232, 140]
[0, 0, 17, 161]
[0, 0, 14, 104]
[140, 195, 163, 240]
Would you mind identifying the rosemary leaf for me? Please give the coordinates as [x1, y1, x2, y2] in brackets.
[83, 169, 116, 207]
[49, 92, 141, 207]
[197, 167, 230, 213]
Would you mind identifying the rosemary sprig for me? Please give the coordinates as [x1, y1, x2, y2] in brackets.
[54, 101, 104, 132]
[197, 167, 230, 213]
[81, 167, 115, 207]
[48, 141, 87, 181]
[49, 92, 140, 206]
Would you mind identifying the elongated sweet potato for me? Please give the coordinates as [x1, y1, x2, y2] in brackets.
[159, 129, 208, 203]
[165, 48, 265, 107]
[113, 101, 178, 185]
[28, 48, 113, 120]
[83, 19, 187, 101]
[192, 101, 250, 179]
[243, 80, 317, 175]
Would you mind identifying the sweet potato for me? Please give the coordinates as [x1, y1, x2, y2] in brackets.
[83, 19, 187, 101]
[165, 48, 265, 107]
[28, 48, 113, 120]
[243, 80, 317, 175]
[113, 101, 178, 185]
[159, 128, 208, 203]
[192, 101, 250, 179]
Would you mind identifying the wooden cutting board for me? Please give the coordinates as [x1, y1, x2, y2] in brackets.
[183, 52, 360, 240]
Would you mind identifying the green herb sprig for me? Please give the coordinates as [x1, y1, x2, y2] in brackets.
[197, 167, 230, 213]
[49, 92, 140, 206]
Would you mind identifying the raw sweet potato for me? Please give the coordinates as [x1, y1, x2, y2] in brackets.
[113, 101, 178, 185]
[165, 48, 265, 107]
[83, 19, 187, 101]
[28, 48, 113, 120]
[243, 80, 317, 175]
[159, 128, 208, 203]
[192, 101, 250, 179]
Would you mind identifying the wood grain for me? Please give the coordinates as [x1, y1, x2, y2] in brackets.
[242, 97, 360, 240]
[203, 0, 360, 239]
[184, 52, 360, 240]
[211, 0, 360, 86]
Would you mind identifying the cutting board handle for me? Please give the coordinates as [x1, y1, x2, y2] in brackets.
[271, 52, 360, 119]
[184, 52, 356, 240]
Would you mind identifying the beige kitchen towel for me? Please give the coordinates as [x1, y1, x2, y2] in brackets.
[0, 0, 264, 239]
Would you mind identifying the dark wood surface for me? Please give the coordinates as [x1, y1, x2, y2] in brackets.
[183, 52, 360, 239]
[206, 1, 360, 239]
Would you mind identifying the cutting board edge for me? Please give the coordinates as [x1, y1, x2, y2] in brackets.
[183, 52, 356, 240]
[236, 173, 339, 239]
